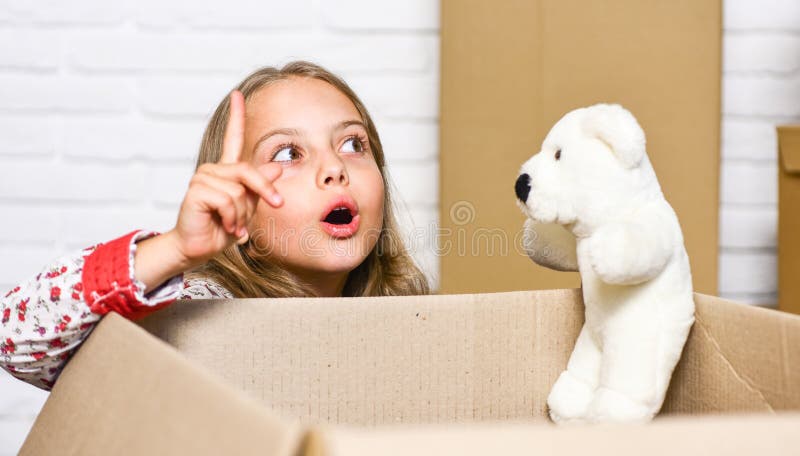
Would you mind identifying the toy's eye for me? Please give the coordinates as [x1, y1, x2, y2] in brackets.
[555, 149, 561, 160]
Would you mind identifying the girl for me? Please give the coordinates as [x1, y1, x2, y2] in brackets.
[0, 61, 430, 391]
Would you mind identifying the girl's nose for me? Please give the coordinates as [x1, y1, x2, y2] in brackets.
[318, 153, 349, 187]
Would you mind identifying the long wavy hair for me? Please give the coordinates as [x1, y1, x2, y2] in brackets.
[185, 61, 430, 298]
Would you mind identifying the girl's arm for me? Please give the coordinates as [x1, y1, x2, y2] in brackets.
[0, 230, 186, 390]
[1, 90, 285, 391]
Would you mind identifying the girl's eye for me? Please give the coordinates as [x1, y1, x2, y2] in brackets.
[271, 145, 301, 163]
[555, 149, 562, 160]
[341, 136, 366, 153]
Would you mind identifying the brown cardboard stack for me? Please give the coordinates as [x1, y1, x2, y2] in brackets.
[19, 289, 800, 455]
[439, 0, 722, 295]
[778, 126, 800, 314]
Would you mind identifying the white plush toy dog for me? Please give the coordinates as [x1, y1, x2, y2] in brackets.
[514, 103, 695, 424]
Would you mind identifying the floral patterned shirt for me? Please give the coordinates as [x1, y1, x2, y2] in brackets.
[0, 229, 233, 391]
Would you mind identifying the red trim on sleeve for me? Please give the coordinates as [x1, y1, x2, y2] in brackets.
[81, 230, 175, 321]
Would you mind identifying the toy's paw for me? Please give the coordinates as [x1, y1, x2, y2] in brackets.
[522, 219, 579, 272]
[585, 387, 655, 423]
[547, 370, 595, 424]
[588, 225, 638, 285]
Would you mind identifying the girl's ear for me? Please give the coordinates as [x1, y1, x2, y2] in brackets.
[581, 103, 646, 169]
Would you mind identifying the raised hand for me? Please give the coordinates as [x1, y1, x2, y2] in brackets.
[170, 89, 284, 266]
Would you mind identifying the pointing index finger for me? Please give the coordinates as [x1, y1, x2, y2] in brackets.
[219, 89, 245, 165]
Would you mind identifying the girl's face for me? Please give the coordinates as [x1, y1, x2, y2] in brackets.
[242, 77, 385, 283]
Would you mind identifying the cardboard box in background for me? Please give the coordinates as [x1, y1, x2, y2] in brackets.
[20, 289, 800, 455]
[778, 125, 800, 315]
[440, 0, 721, 295]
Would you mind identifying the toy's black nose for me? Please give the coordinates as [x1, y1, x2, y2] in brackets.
[515, 173, 531, 202]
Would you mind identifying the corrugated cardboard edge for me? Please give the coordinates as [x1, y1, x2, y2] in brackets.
[19, 312, 307, 456]
[312, 413, 800, 456]
[662, 292, 800, 414]
[778, 125, 800, 173]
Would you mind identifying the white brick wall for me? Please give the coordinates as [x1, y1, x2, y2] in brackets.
[720, 0, 800, 306]
[0, 1, 439, 452]
[1, 0, 797, 451]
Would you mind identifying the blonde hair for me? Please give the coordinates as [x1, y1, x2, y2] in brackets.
[185, 61, 430, 298]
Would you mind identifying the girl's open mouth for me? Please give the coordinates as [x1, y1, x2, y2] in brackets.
[320, 212, 360, 238]
[319, 197, 360, 239]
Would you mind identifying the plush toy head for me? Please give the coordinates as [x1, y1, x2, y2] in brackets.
[515, 103, 660, 231]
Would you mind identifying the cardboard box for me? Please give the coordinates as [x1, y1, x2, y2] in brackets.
[19, 289, 800, 455]
[778, 125, 800, 314]
[440, 0, 721, 295]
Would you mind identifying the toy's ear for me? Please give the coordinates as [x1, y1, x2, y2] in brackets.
[582, 103, 646, 169]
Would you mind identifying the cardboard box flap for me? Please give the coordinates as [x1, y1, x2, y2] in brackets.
[314, 413, 800, 456]
[20, 312, 305, 456]
[138, 288, 585, 425]
[663, 292, 800, 414]
[136, 288, 800, 424]
[778, 125, 800, 174]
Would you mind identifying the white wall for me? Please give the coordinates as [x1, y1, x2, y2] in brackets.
[0, 1, 439, 453]
[719, 0, 800, 305]
[1, 0, 799, 452]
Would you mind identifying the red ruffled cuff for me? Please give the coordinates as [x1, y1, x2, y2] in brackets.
[82, 229, 176, 321]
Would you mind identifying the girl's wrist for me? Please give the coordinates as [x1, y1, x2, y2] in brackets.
[134, 230, 199, 294]
[159, 229, 206, 272]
